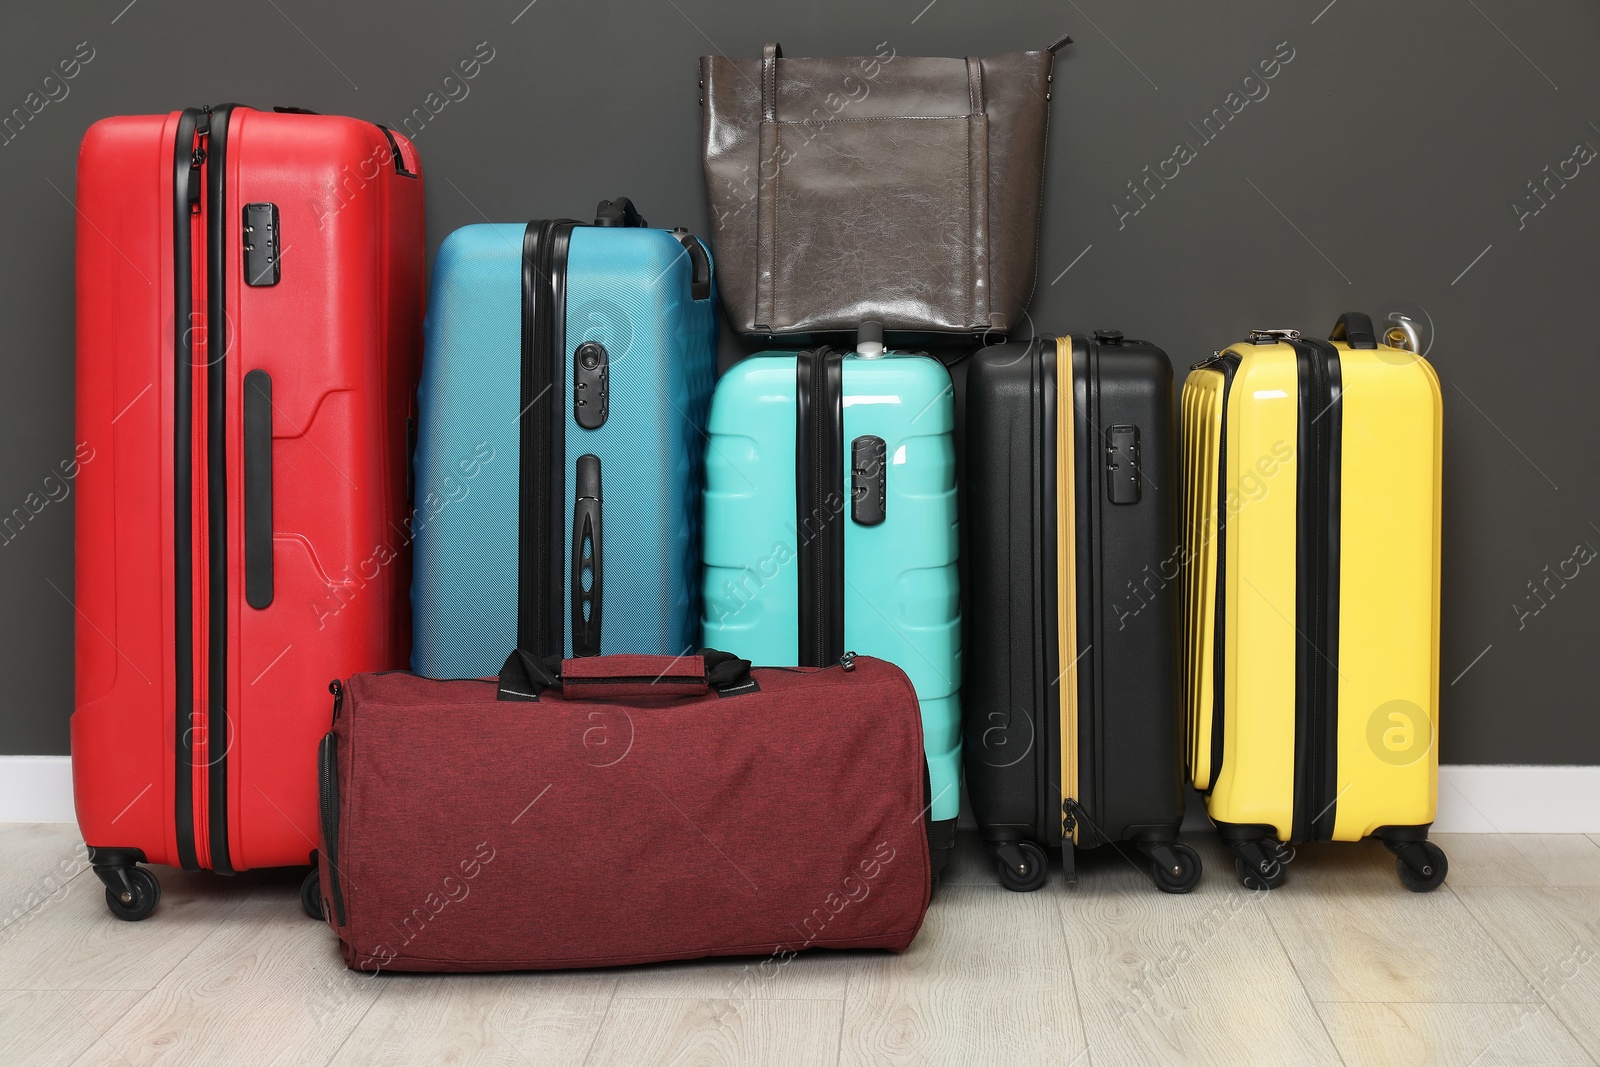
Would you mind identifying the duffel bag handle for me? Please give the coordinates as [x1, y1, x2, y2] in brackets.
[497, 649, 756, 702]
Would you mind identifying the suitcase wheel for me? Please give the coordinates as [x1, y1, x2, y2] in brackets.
[301, 867, 326, 921]
[102, 866, 160, 921]
[1390, 840, 1448, 893]
[1231, 839, 1290, 891]
[993, 841, 1048, 892]
[1145, 842, 1203, 894]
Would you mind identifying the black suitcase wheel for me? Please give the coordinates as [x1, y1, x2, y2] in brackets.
[1235, 855, 1286, 891]
[1149, 843, 1202, 894]
[104, 866, 160, 921]
[994, 841, 1048, 892]
[301, 867, 326, 920]
[1393, 841, 1448, 892]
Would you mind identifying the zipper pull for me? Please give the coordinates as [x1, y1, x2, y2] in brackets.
[328, 679, 344, 721]
[185, 108, 209, 212]
[839, 651, 856, 672]
[186, 144, 205, 212]
[1062, 797, 1081, 835]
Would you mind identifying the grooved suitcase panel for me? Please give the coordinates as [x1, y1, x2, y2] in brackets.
[72, 110, 422, 871]
[701, 352, 963, 823]
[1181, 370, 1225, 791]
[410, 224, 717, 678]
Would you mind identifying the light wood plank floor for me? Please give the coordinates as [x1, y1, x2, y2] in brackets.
[0, 823, 1595, 1066]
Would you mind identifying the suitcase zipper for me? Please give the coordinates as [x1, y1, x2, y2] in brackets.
[1055, 338, 1081, 844]
[1302, 345, 1328, 842]
[171, 107, 205, 873]
[1297, 341, 1342, 842]
[794, 348, 846, 666]
[518, 219, 577, 656]
[202, 104, 238, 875]
[808, 350, 829, 659]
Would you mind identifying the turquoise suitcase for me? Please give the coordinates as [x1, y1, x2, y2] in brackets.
[701, 328, 962, 874]
[412, 199, 718, 677]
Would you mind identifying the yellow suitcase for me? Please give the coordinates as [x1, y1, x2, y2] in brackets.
[1181, 313, 1446, 891]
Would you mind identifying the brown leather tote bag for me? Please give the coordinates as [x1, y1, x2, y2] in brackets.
[700, 37, 1069, 337]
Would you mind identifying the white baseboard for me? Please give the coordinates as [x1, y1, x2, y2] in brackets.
[4, 757, 1598, 833]
[1, 756, 76, 823]
[1435, 765, 1600, 833]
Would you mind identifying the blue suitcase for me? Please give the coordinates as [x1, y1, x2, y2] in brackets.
[700, 325, 963, 875]
[412, 199, 718, 677]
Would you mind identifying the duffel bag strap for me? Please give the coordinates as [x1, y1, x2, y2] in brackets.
[497, 649, 756, 702]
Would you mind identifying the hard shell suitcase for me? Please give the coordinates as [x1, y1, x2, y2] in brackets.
[963, 333, 1196, 892]
[1181, 313, 1446, 891]
[316, 650, 933, 972]
[700, 325, 962, 875]
[411, 199, 718, 677]
[73, 106, 424, 918]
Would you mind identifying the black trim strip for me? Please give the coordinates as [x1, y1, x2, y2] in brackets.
[205, 104, 236, 875]
[374, 125, 416, 178]
[1039, 339, 1061, 843]
[1315, 341, 1343, 840]
[317, 732, 345, 925]
[795, 348, 845, 666]
[243, 370, 273, 608]
[1204, 352, 1240, 795]
[172, 107, 202, 873]
[1071, 336, 1099, 845]
[1289, 339, 1343, 843]
[517, 220, 577, 656]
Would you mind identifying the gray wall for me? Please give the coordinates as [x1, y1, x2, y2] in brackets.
[2, 0, 1595, 762]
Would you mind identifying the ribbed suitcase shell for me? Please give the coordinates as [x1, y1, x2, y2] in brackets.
[1181, 330, 1442, 845]
[73, 109, 422, 878]
[963, 336, 1186, 880]
[700, 351, 962, 831]
[411, 223, 717, 677]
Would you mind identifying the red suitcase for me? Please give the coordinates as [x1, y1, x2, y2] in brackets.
[72, 105, 424, 919]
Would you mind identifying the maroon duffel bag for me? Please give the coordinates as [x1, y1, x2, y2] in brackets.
[315, 650, 932, 972]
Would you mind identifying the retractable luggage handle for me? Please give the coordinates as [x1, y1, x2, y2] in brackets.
[1328, 312, 1378, 349]
[594, 197, 646, 227]
[570, 455, 603, 657]
[497, 649, 756, 702]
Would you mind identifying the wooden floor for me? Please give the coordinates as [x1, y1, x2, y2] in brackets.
[2, 824, 1598, 1066]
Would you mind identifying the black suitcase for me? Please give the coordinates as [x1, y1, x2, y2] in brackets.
[962, 333, 1198, 892]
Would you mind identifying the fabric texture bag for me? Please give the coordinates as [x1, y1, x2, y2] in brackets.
[316, 651, 933, 972]
[700, 38, 1070, 337]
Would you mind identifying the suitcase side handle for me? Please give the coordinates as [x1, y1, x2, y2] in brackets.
[497, 649, 756, 702]
[243, 370, 273, 608]
[671, 230, 713, 301]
